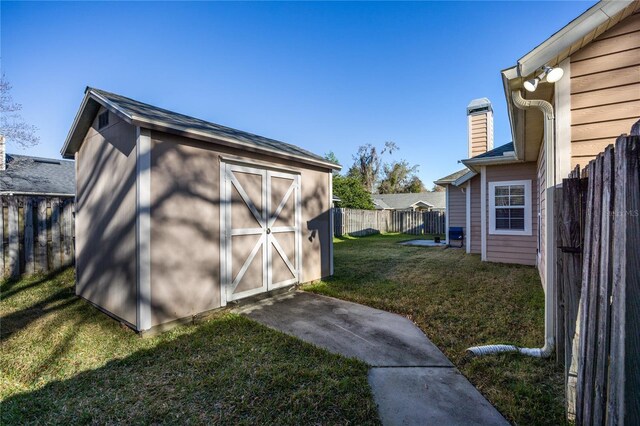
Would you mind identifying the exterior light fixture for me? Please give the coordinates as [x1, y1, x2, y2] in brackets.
[524, 77, 539, 92]
[544, 66, 564, 83]
[523, 65, 564, 92]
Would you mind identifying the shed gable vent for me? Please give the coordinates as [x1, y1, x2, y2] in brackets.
[98, 111, 109, 129]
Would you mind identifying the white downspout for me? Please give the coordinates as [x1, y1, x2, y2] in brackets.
[467, 90, 555, 359]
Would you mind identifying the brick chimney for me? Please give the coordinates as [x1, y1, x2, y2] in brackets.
[467, 98, 493, 158]
[0, 135, 5, 171]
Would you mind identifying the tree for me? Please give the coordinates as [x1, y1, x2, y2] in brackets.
[324, 151, 341, 176]
[0, 75, 39, 148]
[377, 160, 418, 194]
[405, 176, 427, 193]
[349, 141, 397, 193]
[377, 160, 426, 194]
[333, 175, 375, 210]
[432, 184, 446, 192]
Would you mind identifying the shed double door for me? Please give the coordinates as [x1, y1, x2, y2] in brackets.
[222, 163, 301, 303]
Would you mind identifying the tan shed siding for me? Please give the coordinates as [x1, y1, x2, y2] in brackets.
[149, 131, 331, 327]
[448, 185, 466, 230]
[570, 12, 640, 169]
[76, 108, 138, 326]
[485, 162, 538, 266]
[469, 113, 489, 157]
[537, 142, 546, 287]
[469, 175, 481, 254]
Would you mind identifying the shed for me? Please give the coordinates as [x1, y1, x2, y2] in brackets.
[61, 87, 340, 333]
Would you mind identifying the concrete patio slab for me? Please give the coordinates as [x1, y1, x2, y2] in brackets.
[369, 367, 509, 426]
[234, 291, 451, 367]
[235, 291, 508, 425]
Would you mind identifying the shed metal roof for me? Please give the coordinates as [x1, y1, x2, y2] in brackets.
[62, 87, 340, 170]
[1, 154, 75, 196]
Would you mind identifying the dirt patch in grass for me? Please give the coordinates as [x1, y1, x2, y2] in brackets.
[305, 234, 566, 425]
[1, 268, 379, 425]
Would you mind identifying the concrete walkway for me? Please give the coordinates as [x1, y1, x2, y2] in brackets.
[234, 291, 508, 425]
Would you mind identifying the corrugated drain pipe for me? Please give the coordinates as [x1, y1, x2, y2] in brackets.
[466, 90, 555, 359]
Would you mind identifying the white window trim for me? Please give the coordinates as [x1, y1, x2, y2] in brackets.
[488, 179, 532, 236]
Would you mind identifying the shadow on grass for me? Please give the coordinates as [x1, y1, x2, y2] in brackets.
[0, 267, 71, 300]
[1, 315, 378, 425]
[0, 280, 80, 342]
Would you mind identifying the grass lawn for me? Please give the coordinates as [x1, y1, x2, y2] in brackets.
[305, 234, 566, 425]
[1, 268, 379, 425]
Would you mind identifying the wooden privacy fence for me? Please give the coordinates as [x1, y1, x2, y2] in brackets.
[333, 208, 445, 237]
[0, 196, 75, 277]
[555, 123, 639, 425]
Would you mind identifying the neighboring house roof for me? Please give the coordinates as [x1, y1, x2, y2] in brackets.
[434, 168, 470, 185]
[373, 198, 392, 210]
[61, 87, 340, 171]
[0, 154, 75, 196]
[372, 192, 445, 210]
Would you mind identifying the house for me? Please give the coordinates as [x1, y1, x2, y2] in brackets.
[372, 191, 445, 212]
[0, 153, 75, 197]
[61, 87, 340, 334]
[437, 0, 639, 353]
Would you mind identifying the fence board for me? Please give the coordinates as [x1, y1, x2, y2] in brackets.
[7, 197, 19, 277]
[24, 197, 35, 275]
[593, 146, 614, 426]
[607, 133, 640, 426]
[50, 198, 61, 270]
[0, 198, 4, 275]
[37, 199, 47, 272]
[62, 200, 74, 265]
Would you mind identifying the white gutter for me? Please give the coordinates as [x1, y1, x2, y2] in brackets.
[467, 90, 555, 359]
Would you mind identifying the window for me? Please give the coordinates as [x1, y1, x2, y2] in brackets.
[489, 180, 531, 235]
[98, 111, 109, 129]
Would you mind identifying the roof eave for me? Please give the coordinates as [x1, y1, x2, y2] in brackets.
[61, 89, 341, 171]
[517, 1, 634, 77]
[129, 116, 341, 171]
[453, 170, 477, 186]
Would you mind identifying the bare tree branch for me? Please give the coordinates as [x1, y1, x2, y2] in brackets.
[0, 74, 39, 148]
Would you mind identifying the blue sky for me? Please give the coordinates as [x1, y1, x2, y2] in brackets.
[2, 1, 595, 187]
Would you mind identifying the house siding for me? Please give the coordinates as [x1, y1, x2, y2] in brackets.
[570, 11, 640, 168]
[469, 175, 481, 254]
[148, 131, 331, 327]
[448, 185, 466, 230]
[485, 162, 538, 266]
[76, 107, 138, 326]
